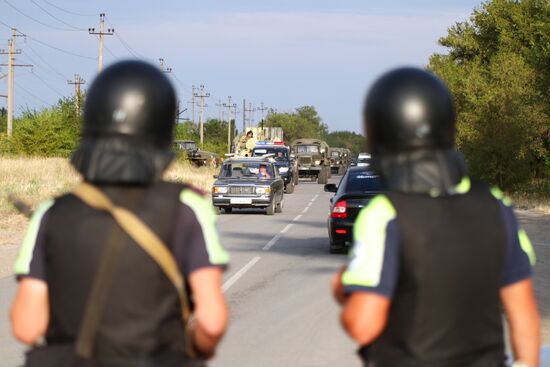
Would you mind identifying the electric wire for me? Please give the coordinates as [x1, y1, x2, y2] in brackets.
[4, 0, 83, 32]
[24, 42, 69, 80]
[30, 69, 65, 97]
[39, 0, 96, 17]
[15, 80, 51, 105]
[104, 16, 144, 59]
[30, 0, 86, 31]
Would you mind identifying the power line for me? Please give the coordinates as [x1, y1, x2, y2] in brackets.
[24, 42, 68, 80]
[104, 16, 144, 59]
[30, 69, 65, 97]
[39, 0, 96, 17]
[15, 81, 50, 105]
[30, 0, 86, 31]
[4, 0, 83, 32]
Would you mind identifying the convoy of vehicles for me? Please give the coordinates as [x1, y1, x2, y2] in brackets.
[329, 147, 352, 175]
[357, 152, 372, 167]
[173, 140, 220, 167]
[212, 156, 285, 215]
[324, 166, 384, 253]
[291, 138, 331, 184]
[252, 142, 298, 194]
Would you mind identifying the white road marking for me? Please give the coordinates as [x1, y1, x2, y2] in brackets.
[281, 223, 294, 233]
[222, 256, 261, 292]
[293, 214, 303, 222]
[263, 233, 282, 251]
[312, 194, 319, 201]
[302, 206, 310, 214]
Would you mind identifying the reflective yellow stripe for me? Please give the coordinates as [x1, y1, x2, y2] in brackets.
[180, 189, 229, 266]
[342, 195, 396, 287]
[490, 186, 512, 206]
[13, 200, 54, 275]
[518, 229, 536, 266]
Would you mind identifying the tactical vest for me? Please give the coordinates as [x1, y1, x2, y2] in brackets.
[367, 181, 507, 367]
[43, 181, 190, 365]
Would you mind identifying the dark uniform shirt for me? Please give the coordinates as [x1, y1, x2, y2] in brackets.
[342, 177, 535, 366]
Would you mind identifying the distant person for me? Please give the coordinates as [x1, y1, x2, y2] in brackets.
[258, 165, 271, 179]
[10, 61, 230, 367]
[332, 68, 540, 367]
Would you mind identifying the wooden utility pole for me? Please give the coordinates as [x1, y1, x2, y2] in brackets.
[257, 102, 268, 130]
[159, 58, 172, 73]
[190, 85, 196, 125]
[67, 74, 86, 116]
[0, 28, 32, 137]
[245, 103, 255, 126]
[89, 13, 114, 72]
[194, 85, 210, 146]
[223, 96, 237, 153]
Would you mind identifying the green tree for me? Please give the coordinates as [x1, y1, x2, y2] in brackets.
[325, 131, 366, 156]
[428, 0, 549, 190]
[263, 106, 329, 143]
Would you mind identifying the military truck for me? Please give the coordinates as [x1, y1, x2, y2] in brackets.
[173, 140, 220, 167]
[291, 138, 331, 184]
[233, 127, 284, 157]
[329, 147, 351, 175]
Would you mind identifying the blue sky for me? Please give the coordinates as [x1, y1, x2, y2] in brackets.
[0, 0, 480, 133]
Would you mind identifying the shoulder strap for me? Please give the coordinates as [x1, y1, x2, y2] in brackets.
[72, 182, 196, 359]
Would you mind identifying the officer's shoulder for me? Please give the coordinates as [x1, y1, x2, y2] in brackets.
[357, 194, 396, 223]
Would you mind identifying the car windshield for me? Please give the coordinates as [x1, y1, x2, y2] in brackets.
[252, 147, 288, 161]
[346, 170, 384, 192]
[220, 162, 274, 179]
[295, 145, 319, 153]
[331, 151, 340, 158]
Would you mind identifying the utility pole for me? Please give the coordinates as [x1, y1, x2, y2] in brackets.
[190, 85, 196, 126]
[216, 99, 223, 123]
[223, 96, 237, 153]
[89, 13, 114, 73]
[159, 58, 172, 73]
[245, 103, 256, 127]
[67, 74, 86, 116]
[0, 28, 32, 137]
[242, 98, 246, 133]
[194, 85, 210, 146]
[257, 102, 268, 130]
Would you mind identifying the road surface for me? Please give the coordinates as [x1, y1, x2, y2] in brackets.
[0, 177, 548, 366]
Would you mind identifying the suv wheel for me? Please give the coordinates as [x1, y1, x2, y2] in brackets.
[266, 200, 275, 215]
[275, 199, 283, 213]
[285, 181, 295, 194]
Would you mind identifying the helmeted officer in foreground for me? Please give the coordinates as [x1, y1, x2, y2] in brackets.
[10, 60, 230, 366]
[332, 68, 540, 367]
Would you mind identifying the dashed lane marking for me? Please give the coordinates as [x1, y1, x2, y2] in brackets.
[302, 206, 310, 214]
[222, 256, 261, 292]
[293, 214, 303, 222]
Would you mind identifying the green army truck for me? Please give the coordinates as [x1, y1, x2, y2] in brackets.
[173, 140, 220, 167]
[291, 138, 331, 184]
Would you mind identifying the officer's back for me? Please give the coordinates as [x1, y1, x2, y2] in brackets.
[10, 61, 230, 367]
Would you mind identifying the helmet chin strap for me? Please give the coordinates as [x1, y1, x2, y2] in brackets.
[376, 149, 468, 195]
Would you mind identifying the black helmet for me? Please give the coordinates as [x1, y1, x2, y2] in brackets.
[363, 67, 467, 194]
[364, 67, 455, 154]
[71, 60, 177, 185]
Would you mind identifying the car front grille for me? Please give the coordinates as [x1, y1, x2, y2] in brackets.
[229, 186, 255, 195]
[298, 157, 312, 165]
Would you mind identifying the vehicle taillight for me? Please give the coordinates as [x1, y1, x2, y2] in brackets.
[331, 200, 347, 219]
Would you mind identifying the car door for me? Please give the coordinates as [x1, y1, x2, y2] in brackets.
[271, 163, 284, 201]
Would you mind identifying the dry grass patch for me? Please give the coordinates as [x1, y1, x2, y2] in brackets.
[0, 156, 217, 246]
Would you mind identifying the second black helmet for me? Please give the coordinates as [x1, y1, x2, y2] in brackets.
[364, 67, 455, 154]
[83, 60, 176, 148]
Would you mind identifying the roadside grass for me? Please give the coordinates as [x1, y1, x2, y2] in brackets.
[0, 156, 217, 245]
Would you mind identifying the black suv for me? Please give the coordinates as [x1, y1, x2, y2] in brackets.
[252, 144, 298, 194]
[212, 157, 285, 215]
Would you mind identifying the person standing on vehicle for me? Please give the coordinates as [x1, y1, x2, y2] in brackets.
[332, 67, 540, 367]
[10, 60, 230, 367]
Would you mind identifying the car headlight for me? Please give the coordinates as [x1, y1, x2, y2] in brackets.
[314, 160, 321, 165]
[213, 186, 228, 194]
[278, 167, 289, 173]
[256, 186, 271, 194]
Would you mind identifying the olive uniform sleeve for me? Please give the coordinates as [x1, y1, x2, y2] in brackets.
[172, 189, 229, 277]
[491, 187, 535, 287]
[13, 200, 55, 281]
[342, 195, 401, 299]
